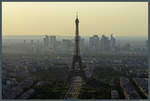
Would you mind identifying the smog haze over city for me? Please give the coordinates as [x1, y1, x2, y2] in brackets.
[2, 2, 148, 99]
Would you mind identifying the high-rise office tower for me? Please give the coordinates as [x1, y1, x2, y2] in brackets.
[49, 36, 56, 49]
[31, 40, 34, 52]
[36, 40, 40, 53]
[101, 35, 110, 52]
[45, 35, 49, 47]
[110, 34, 116, 51]
[24, 40, 26, 45]
[43, 35, 50, 48]
[43, 37, 46, 47]
[89, 35, 100, 51]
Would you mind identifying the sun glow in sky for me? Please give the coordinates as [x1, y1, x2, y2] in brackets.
[2, 2, 148, 37]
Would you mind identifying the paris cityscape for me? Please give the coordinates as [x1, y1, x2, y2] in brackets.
[2, 23, 148, 99]
[2, 2, 148, 100]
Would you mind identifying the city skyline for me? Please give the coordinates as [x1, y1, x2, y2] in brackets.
[2, 6, 148, 99]
[2, 2, 148, 37]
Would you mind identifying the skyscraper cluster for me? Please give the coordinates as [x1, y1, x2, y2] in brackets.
[43, 35, 56, 50]
[89, 34, 116, 52]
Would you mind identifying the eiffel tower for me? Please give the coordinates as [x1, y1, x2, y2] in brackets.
[70, 13, 86, 81]
[64, 13, 87, 99]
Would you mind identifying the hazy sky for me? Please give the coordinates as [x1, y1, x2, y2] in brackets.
[2, 2, 148, 37]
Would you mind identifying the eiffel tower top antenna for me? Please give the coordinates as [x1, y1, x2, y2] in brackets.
[76, 12, 78, 18]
